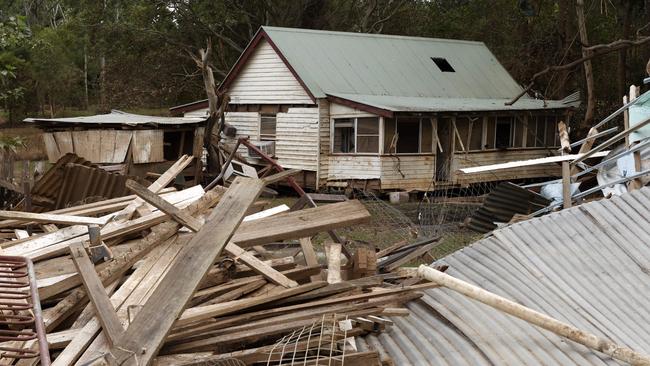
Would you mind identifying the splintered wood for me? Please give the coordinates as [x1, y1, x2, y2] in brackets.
[0, 158, 429, 366]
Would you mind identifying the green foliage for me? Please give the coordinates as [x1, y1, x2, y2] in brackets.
[0, 134, 26, 152]
[0, 0, 648, 125]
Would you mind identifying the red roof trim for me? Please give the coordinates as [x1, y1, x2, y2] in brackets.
[326, 95, 394, 118]
[218, 28, 316, 104]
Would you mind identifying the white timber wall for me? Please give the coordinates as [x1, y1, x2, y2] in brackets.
[275, 107, 319, 171]
[224, 111, 259, 158]
[327, 156, 381, 180]
[228, 39, 313, 105]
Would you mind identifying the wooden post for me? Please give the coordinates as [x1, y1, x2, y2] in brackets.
[627, 85, 643, 191]
[417, 265, 650, 366]
[558, 121, 572, 209]
[325, 243, 342, 284]
[562, 162, 572, 209]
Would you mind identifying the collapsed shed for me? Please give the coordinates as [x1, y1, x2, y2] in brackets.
[25, 110, 205, 184]
[172, 26, 579, 191]
[360, 187, 650, 365]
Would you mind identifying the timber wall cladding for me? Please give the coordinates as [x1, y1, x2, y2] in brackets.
[228, 39, 313, 105]
[42, 130, 167, 164]
[275, 108, 319, 171]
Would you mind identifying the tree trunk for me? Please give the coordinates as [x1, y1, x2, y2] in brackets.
[99, 55, 107, 112]
[576, 0, 595, 128]
[84, 45, 89, 109]
[616, 0, 632, 99]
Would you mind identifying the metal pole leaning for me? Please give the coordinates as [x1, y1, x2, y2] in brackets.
[417, 265, 650, 366]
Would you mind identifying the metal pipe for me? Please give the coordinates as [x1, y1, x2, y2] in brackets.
[569, 126, 618, 149]
[592, 97, 639, 130]
[571, 116, 650, 166]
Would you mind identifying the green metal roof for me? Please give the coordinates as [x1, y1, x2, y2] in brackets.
[328, 93, 574, 113]
[262, 26, 552, 107]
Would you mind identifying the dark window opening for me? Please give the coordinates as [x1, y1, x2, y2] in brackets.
[163, 130, 193, 161]
[495, 119, 512, 149]
[431, 57, 455, 72]
[396, 120, 420, 153]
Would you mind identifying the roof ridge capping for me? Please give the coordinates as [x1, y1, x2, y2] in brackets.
[261, 25, 487, 46]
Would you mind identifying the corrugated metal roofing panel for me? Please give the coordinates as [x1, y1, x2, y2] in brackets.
[362, 187, 650, 365]
[327, 93, 574, 112]
[263, 27, 539, 102]
[24, 110, 206, 126]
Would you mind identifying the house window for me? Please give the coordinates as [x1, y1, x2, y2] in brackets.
[384, 117, 433, 154]
[526, 115, 559, 147]
[332, 117, 379, 154]
[260, 114, 276, 141]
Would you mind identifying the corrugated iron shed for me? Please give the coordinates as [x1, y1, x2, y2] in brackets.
[29, 153, 145, 211]
[24, 110, 206, 126]
[466, 182, 550, 233]
[360, 187, 650, 365]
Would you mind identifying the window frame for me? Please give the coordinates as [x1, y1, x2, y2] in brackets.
[331, 116, 381, 155]
[259, 113, 277, 141]
[386, 117, 434, 155]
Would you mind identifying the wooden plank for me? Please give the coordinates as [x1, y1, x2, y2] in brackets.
[41, 187, 225, 332]
[103, 177, 265, 366]
[325, 243, 342, 284]
[0, 211, 108, 226]
[232, 200, 370, 248]
[126, 178, 296, 289]
[225, 242, 298, 288]
[125, 179, 203, 232]
[42, 133, 61, 162]
[113, 131, 133, 163]
[176, 282, 325, 327]
[99, 130, 118, 163]
[299, 237, 321, 282]
[70, 242, 124, 346]
[53, 131, 74, 155]
[260, 169, 301, 185]
[132, 130, 164, 164]
[109, 155, 193, 223]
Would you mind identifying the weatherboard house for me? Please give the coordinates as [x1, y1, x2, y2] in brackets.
[171, 26, 578, 191]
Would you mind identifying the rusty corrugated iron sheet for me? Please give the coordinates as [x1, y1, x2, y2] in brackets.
[466, 182, 550, 233]
[29, 153, 143, 212]
[360, 187, 650, 365]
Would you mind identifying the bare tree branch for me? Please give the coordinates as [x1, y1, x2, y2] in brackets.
[507, 35, 650, 106]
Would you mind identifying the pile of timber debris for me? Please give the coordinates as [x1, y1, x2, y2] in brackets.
[0, 155, 434, 366]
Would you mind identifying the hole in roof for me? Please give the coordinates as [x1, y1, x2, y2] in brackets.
[431, 57, 455, 72]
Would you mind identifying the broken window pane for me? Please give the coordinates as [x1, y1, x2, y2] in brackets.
[333, 118, 354, 153]
[455, 118, 469, 152]
[545, 116, 558, 147]
[421, 118, 433, 153]
[495, 117, 513, 148]
[356, 117, 380, 153]
[469, 119, 483, 151]
[526, 118, 537, 147]
[485, 117, 496, 149]
[513, 117, 523, 147]
[384, 118, 396, 153]
[396, 118, 420, 153]
[260, 114, 276, 141]
[535, 116, 546, 147]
